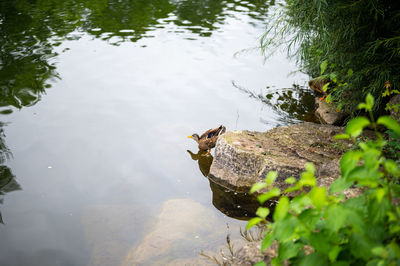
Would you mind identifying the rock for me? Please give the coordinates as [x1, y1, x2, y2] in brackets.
[388, 94, 400, 121]
[82, 204, 155, 266]
[122, 198, 231, 266]
[209, 122, 350, 193]
[315, 97, 344, 125]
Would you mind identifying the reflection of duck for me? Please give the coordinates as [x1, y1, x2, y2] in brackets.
[188, 125, 226, 155]
[187, 150, 213, 177]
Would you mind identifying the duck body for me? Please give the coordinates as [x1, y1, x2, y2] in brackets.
[188, 125, 226, 151]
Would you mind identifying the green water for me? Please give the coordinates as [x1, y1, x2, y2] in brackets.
[0, 0, 313, 265]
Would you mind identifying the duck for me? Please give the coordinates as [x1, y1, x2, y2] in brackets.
[309, 77, 329, 101]
[188, 125, 226, 155]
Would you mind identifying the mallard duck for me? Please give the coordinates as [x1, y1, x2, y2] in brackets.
[188, 125, 226, 155]
[309, 77, 329, 101]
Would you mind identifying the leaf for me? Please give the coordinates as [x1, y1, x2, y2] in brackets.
[334, 134, 350, 140]
[374, 188, 386, 203]
[279, 241, 302, 260]
[261, 232, 274, 251]
[310, 232, 332, 255]
[384, 160, 400, 176]
[273, 216, 298, 242]
[274, 196, 290, 221]
[250, 182, 268, 194]
[256, 207, 270, 219]
[254, 262, 267, 266]
[246, 217, 263, 230]
[346, 117, 370, 138]
[366, 93, 374, 110]
[320, 60, 328, 75]
[309, 187, 327, 209]
[299, 252, 328, 266]
[265, 171, 278, 185]
[347, 69, 353, 76]
[325, 205, 347, 232]
[322, 82, 330, 92]
[285, 177, 296, 184]
[340, 150, 363, 178]
[329, 177, 353, 193]
[377, 116, 400, 137]
[257, 188, 281, 204]
[329, 246, 342, 262]
[329, 73, 337, 83]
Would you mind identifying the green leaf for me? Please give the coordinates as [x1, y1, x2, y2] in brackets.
[257, 187, 281, 204]
[285, 176, 296, 184]
[310, 232, 332, 255]
[256, 207, 270, 219]
[274, 196, 290, 221]
[309, 187, 327, 209]
[299, 252, 328, 266]
[347, 69, 353, 76]
[329, 177, 353, 193]
[261, 232, 274, 251]
[371, 246, 388, 258]
[325, 205, 347, 232]
[279, 241, 302, 260]
[340, 150, 363, 178]
[374, 188, 386, 203]
[377, 116, 400, 137]
[265, 171, 278, 185]
[329, 246, 342, 262]
[334, 134, 350, 140]
[384, 160, 400, 176]
[305, 162, 315, 174]
[346, 117, 370, 138]
[250, 182, 268, 194]
[254, 262, 267, 266]
[366, 93, 374, 110]
[320, 60, 328, 75]
[322, 82, 330, 92]
[329, 73, 337, 83]
[246, 217, 263, 230]
[273, 216, 298, 242]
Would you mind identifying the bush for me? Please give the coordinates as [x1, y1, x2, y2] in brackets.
[262, 0, 400, 115]
[247, 94, 400, 265]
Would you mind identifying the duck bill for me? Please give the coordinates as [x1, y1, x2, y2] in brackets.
[187, 136, 193, 138]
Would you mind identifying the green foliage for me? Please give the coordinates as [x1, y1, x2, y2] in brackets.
[261, 0, 400, 116]
[248, 95, 400, 265]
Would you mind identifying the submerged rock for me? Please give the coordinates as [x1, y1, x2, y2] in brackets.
[209, 122, 350, 193]
[122, 198, 229, 265]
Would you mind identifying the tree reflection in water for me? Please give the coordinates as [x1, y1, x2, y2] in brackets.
[0, 123, 21, 224]
[233, 81, 319, 126]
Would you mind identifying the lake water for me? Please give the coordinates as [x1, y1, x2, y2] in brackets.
[0, 0, 313, 265]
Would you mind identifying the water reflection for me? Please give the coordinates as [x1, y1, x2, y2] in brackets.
[0, 0, 273, 114]
[0, 123, 21, 224]
[187, 149, 270, 220]
[187, 150, 213, 177]
[233, 81, 318, 125]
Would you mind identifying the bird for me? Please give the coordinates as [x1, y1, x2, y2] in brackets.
[309, 77, 329, 101]
[188, 125, 226, 155]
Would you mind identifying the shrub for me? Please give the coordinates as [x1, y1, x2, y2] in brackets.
[247, 94, 400, 265]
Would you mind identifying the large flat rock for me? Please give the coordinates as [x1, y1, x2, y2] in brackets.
[209, 122, 350, 193]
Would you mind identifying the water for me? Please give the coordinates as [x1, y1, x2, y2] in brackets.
[0, 0, 312, 265]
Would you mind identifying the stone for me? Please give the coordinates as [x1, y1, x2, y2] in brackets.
[209, 122, 351, 193]
[122, 198, 231, 265]
[315, 97, 344, 125]
[82, 204, 155, 266]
